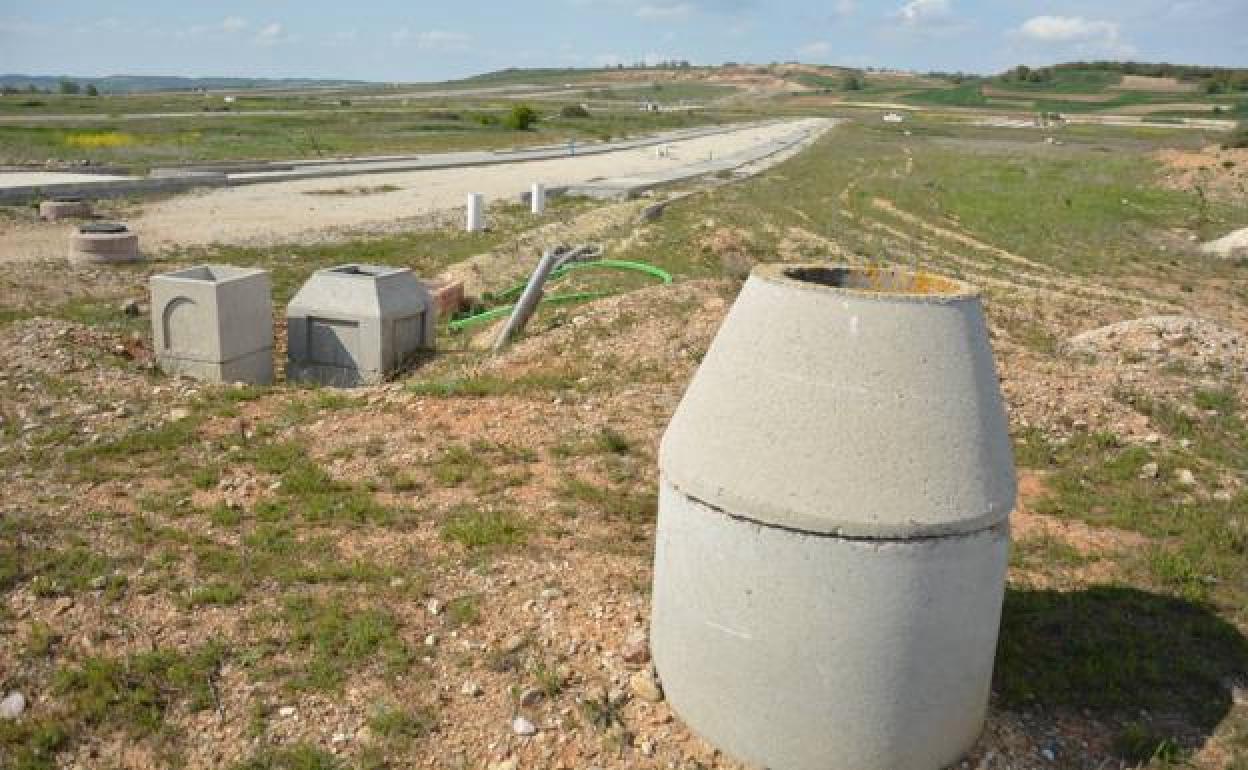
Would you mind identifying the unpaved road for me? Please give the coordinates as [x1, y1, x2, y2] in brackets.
[0, 118, 829, 262]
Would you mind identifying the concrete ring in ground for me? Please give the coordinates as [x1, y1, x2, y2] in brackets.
[68, 223, 141, 265]
[39, 197, 92, 221]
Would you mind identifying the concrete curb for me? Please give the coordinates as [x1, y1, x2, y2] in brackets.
[0, 175, 228, 205]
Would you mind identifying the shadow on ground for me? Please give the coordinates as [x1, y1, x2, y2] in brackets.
[995, 585, 1248, 751]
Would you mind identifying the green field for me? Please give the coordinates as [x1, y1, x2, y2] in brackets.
[0, 104, 743, 168]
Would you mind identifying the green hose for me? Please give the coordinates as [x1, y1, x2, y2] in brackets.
[448, 259, 672, 331]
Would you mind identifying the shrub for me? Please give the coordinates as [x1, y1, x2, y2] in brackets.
[503, 104, 539, 131]
[1225, 120, 1248, 149]
[560, 104, 590, 118]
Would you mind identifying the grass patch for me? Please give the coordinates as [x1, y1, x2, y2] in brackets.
[279, 596, 411, 692]
[445, 595, 481, 628]
[441, 507, 527, 549]
[0, 643, 226, 768]
[366, 701, 437, 747]
[557, 477, 656, 521]
[408, 368, 586, 398]
[1027, 432, 1246, 605]
[247, 441, 394, 525]
[228, 744, 345, 770]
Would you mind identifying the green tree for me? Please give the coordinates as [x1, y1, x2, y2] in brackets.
[503, 104, 539, 131]
[58, 80, 81, 95]
[85, 84, 99, 97]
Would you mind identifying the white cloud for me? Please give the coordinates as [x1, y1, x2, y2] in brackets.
[254, 22, 287, 46]
[897, 0, 950, 25]
[636, 3, 695, 20]
[832, 0, 856, 18]
[392, 28, 471, 50]
[221, 16, 248, 33]
[1017, 15, 1113, 43]
[797, 40, 832, 58]
[1014, 15, 1134, 55]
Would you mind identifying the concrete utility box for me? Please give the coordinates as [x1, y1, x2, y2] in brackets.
[68, 222, 141, 265]
[150, 265, 274, 384]
[651, 264, 1015, 770]
[287, 264, 435, 386]
[40, 197, 91, 221]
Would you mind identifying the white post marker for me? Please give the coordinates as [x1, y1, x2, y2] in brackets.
[466, 192, 485, 233]
[530, 183, 546, 215]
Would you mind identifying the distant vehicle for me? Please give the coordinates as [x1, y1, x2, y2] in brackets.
[882, 112, 904, 123]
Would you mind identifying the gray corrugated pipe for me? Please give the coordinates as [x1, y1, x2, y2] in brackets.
[650, 263, 1015, 770]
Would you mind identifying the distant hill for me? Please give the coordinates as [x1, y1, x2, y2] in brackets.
[0, 74, 371, 94]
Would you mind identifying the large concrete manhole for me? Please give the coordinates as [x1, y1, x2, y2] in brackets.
[68, 222, 142, 265]
[651, 262, 1015, 770]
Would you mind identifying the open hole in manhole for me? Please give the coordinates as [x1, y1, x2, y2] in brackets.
[78, 222, 128, 234]
[783, 266, 966, 296]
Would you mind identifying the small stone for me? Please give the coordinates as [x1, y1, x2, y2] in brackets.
[1176, 468, 1197, 487]
[1144, 433, 1162, 445]
[168, 408, 191, 422]
[88, 575, 108, 590]
[519, 688, 544, 707]
[389, 577, 405, 589]
[1213, 489, 1234, 502]
[1041, 747, 1056, 762]
[278, 706, 297, 718]
[512, 715, 537, 736]
[501, 634, 526, 654]
[0, 692, 26, 720]
[424, 634, 438, 647]
[1138, 462, 1159, 480]
[461, 680, 483, 697]
[488, 757, 519, 770]
[620, 630, 650, 664]
[426, 598, 443, 616]
[540, 587, 563, 600]
[331, 732, 349, 744]
[629, 669, 663, 702]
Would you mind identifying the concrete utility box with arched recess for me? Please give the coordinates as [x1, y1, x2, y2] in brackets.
[651, 264, 1015, 770]
[149, 265, 274, 384]
[286, 264, 435, 386]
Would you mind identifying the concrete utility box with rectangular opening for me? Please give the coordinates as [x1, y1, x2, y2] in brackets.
[150, 265, 274, 384]
[286, 264, 435, 386]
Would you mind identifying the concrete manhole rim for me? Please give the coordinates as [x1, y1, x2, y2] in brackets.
[78, 222, 129, 235]
[753, 262, 980, 305]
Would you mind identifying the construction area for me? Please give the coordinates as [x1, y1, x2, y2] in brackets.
[1, 62, 1247, 770]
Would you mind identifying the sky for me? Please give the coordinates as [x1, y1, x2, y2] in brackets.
[0, 0, 1243, 82]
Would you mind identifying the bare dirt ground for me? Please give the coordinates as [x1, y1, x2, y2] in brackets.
[0, 120, 823, 264]
[1156, 143, 1248, 201]
[1113, 75, 1200, 93]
